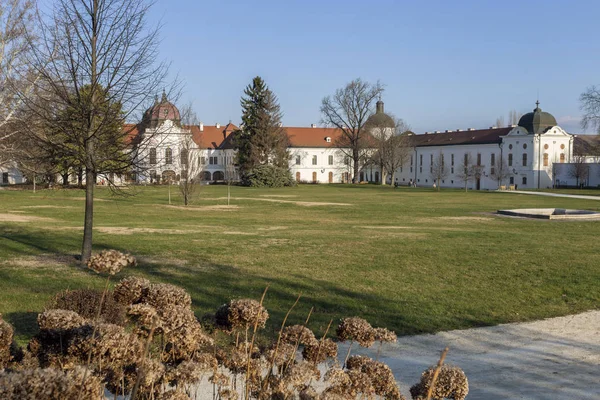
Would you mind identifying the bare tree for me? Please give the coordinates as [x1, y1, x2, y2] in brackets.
[0, 0, 38, 167]
[320, 78, 383, 183]
[224, 154, 237, 206]
[20, 0, 173, 262]
[430, 151, 448, 191]
[581, 85, 600, 134]
[508, 109, 522, 125]
[367, 114, 411, 185]
[495, 116, 505, 128]
[491, 155, 511, 188]
[456, 152, 478, 192]
[178, 135, 201, 206]
[569, 155, 589, 187]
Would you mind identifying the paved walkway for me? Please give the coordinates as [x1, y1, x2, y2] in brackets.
[500, 190, 600, 201]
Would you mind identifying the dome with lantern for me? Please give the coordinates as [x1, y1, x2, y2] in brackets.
[142, 90, 181, 128]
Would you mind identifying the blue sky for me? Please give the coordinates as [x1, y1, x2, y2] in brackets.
[147, 0, 600, 134]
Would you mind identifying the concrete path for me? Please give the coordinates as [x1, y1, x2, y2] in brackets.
[500, 190, 600, 201]
[353, 310, 600, 400]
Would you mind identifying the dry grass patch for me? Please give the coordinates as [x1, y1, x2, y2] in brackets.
[257, 226, 288, 231]
[0, 213, 56, 223]
[222, 231, 257, 235]
[202, 197, 351, 207]
[1, 254, 77, 269]
[164, 204, 240, 211]
[357, 225, 412, 230]
[258, 194, 298, 198]
[19, 205, 76, 209]
[95, 227, 203, 235]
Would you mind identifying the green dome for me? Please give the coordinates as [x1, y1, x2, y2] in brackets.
[366, 100, 395, 129]
[518, 101, 557, 134]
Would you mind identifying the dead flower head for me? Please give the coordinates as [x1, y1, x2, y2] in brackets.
[157, 389, 192, 400]
[87, 249, 136, 275]
[336, 317, 375, 347]
[281, 325, 318, 346]
[113, 276, 150, 305]
[127, 304, 161, 331]
[37, 309, 87, 332]
[144, 283, 192, 311]
[302, 338, 338, 363]
[0, 315, 14, 368]
[374, 327, 397, 343]
[215, 299, 269, 331]
[410, 364, 468, 400]
[347, 355, 402, 399]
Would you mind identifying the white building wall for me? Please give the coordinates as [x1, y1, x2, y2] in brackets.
[0, 163, 25, 185]
[289, 147, 351, 183]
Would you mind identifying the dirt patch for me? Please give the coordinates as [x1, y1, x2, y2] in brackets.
[95, 227, 202, 235]
[0, 213, 56, 223]
[259, 238, 291, 247]
[370, 232, 428, 239]
[257, 226, 288, 231]
[1, 254, 78, 269]
[258, 195, 298, 198]
[357, 225, 411, 230]
[222, 231, 256, 235]
[416, 216, 494, 224]
[164, 205, 240, 211]
[202, 197, 351, 207]
[20, 205, 76, 209]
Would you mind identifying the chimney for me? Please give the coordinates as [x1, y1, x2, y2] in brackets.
[456, 129, 462, 132]
[199, 122, 204, 132]
[216, 123, 220, 128]
[424, 132, 428, 134]
[434, 130, 440, 133]
[468, 128, 475, 131]
[445, 130, 451, 133]
[311, 124, 317, 128]
[490, 126, 497, 129]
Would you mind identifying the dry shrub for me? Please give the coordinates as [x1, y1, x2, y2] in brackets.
[87, 249, 136, 275]
[374, 327, 397, 343]
[347, 355, 403, 400]
[159, 305, 213, 363]
[409, 364, 469, 400]
[47, 289, 126, 326]
[281, 325, 318, 346]
[336, 317, 376, 347]
[215, 299, 269, 331]
[0, 366, 103, 400]
[144, 283, 192, 311]
[0, 315, 14, 368]
[37, 309, 87, 332]
[113, 275, 151, 305]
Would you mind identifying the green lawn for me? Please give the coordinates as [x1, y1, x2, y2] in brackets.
[1, 184, 599, 345]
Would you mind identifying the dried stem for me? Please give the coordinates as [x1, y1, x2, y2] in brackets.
[244, 285, 269, 400]
[426, 347, 449, 400]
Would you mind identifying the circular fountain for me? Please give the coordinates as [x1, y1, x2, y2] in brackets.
[497, 208, 600, 220]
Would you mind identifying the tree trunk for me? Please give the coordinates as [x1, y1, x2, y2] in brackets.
[352, 155, 359, 184]
[390, 171, 396, 186]
[81, 167, 94, 263]
[62, 172, 69, 186]
[77, 167, 83, 187]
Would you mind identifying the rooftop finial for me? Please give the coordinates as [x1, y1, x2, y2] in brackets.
[154, 94, 158, 105]
[161, 89, 167, 103]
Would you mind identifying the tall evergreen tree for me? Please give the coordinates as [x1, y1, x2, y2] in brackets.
[235, 77, 290, 178]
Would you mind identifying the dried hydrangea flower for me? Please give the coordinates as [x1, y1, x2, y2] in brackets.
[159, 305, 213, 363]
[266, 341, 296, 366]
[157, 389, 192, 400]
[113, 276, 150, 305]
[192, 352, 218, 371]
[282, 361, 320, 390]
[346, 355, 402, 399]
[209, 371, 230, 387]
[374, 327, 397, 343]
[144, 283, 192, 311]
[281, 325, 318, 346]
[299, 385, 318, 400]
[336, 317, 375, 347]
[127, 304, 161, 332]
[87, 249, 136, 275]
[37, 309, 87, 332]
[0, 315, 14, 368]
[410, 364, 469, 400]
[138, 357, 166, 388]
[0, 366, 104, 400]
[168, 359, 213, 386]
[324, 366, 352, 387]
[215, 299, 269, 331]
[302, 338, 338, 363]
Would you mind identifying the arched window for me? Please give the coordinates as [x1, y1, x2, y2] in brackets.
[560, 153, 565, 163]
[213, 171, 224, 181]
[149, 148, 157, 165]
[202, 171, 211, 181]
[508, 153, 513, 167]
[165, 148, 173, 165]
[543, 153, 549, 167]
[522, 153, 527, 167]
[180, 149, 188, 166]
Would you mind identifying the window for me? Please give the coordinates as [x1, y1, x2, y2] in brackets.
[296, 156, 301, 165]
[560, 153, 565, 163]
[543, 153, 549, 167]
[464, 154, 468, 166]
[312, 155, 317, 165]
[508, 153, 513, 167]
[490, 153, 495, 166]
[2, 172, 8, 183]
[451, 167, 454, 174]
[209, 156, 218, 165]
[451, 154, 454, 166]
[328, 155, 334, 165]
[560, 144, 565, 150]
[544, 144, 549, 150]
[200, 157, 206, 165]
[410, 155, 413, 165]
[509, 176, 514, 184]
[419, 155, 423, 166]
[522, 153, 527, 167]
[430, 154, 433, 173]
[149, 148, 157, 165]
[344, 157, 350, 166]
[165, 148, 172, 165]
[509, 144, 513, 150]
[523, 143, 527, 149]
[180, 149, 188, 166]
[419, 167, 422, 173]
[476, 153, 481, 166]
[522, 176, 527, 185]
[203, 171, 211, 180]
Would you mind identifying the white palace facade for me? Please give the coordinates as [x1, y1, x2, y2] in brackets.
[2, 96, 599, 189]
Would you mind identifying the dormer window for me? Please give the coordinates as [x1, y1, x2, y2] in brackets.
[325, 137, 331, 143]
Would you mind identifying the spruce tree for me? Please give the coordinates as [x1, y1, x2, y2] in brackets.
[235, 76, 290, 184]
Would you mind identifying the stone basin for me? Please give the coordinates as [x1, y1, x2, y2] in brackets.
[497, 208, 600, 220]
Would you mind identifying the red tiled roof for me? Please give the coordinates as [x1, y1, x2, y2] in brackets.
[286, 127, 343, 147]
[190, 124, 238, 149]
[408, 127, 512, 147]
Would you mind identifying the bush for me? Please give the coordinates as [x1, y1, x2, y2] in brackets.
[241, 165, 296, 187]
[47, 289, 127, 326]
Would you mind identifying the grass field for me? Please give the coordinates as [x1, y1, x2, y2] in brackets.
[1, 184, 599, 345]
